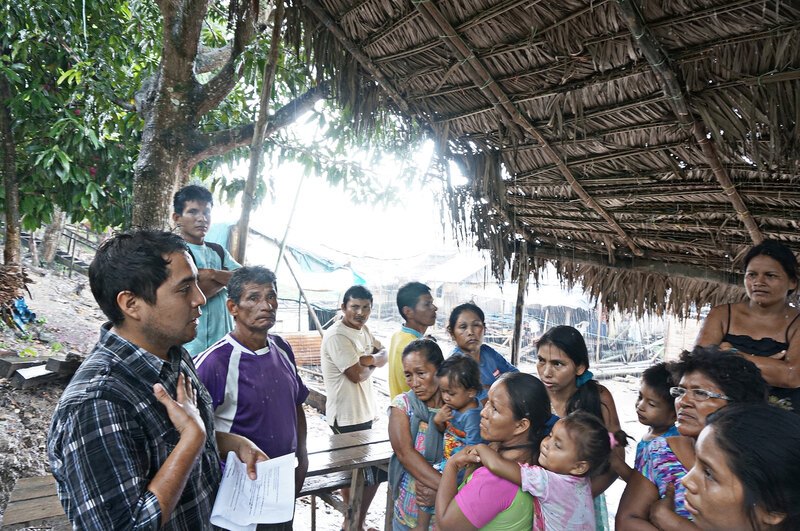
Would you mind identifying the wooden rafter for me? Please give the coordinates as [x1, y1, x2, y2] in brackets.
[407, 21, 799, 103]
[399, 0, 775, 80]
[616, 0, 765, 244]
[513, 140, 690, 182]
[412, 0, 644, 257]
[529, 247, 741, 286]
[375, 0, 604, 63]
[432, 63, 800, 127]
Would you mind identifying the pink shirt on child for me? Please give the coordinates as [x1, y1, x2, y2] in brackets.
[520, 464, 595, 531]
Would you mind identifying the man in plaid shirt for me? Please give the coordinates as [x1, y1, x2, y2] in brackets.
[47, 231, 267, 530]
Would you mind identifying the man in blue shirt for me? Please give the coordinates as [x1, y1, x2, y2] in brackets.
[172, 184, 240, 355]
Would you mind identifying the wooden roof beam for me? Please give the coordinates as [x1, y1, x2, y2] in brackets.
[527, 246, 741, 286]
[412, 0, 644, 257]
[407, 20, 799, 102]
[616, 0, 763, 244]
[373, 0, 590, 62]
[300, 0, 412, 114]
[398, 0, 771, 81]
[512, 163, 796, 187]
[434, 64, 799, 126]
[513, 140, 690, 182]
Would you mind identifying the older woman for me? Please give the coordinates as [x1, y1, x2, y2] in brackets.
[616, 347, 768, 530]
[535, 325, 623, 530]
[697, 239, 800, 411]
[683, 403, 800, 530]
[447, 303, 518, 399]
[388, 339, 445, 530]
[435, 372, 551, 530]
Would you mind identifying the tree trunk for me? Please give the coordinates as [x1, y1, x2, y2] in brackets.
[236, 1, 285, 264]
[130, 66, 194, 230]
[0, 75, 21, 265]
[42, 207, 67, 264]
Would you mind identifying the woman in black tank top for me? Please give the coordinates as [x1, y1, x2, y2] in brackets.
[696, 240, 800, 412]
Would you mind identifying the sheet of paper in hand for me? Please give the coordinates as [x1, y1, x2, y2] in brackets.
[211, 451, 297, 531]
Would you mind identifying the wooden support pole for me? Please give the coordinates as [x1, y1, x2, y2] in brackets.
[511, 259, 528, 366]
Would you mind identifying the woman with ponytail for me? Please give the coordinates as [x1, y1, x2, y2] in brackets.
[435, 372, 551, 530]
[535, 325, 624, 530]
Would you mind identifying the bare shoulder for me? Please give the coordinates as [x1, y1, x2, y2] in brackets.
[596, 383, 622, 429]
[707, 302, 736, 320]
[597, 383, 617, 406]
[666, 435, 695, 468]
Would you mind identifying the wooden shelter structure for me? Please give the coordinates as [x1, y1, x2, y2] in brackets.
[291, 0, 800, 336]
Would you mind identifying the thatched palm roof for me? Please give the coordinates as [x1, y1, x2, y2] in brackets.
[294, 0, 800, 316]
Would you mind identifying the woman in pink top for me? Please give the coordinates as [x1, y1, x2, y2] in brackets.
[435, 372, 552, 530]
[470, 411, 629, 531]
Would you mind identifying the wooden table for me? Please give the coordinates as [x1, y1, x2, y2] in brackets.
[305, 428, 394, 531]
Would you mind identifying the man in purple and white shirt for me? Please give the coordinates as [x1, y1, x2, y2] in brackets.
[195, 266, 308, 529]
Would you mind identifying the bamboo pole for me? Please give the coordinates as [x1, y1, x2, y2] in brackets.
[511, 260, 528, 366]
[282, 254, 324, 336]
[235, 0, 285, 264]
[275, 173, 306, 273]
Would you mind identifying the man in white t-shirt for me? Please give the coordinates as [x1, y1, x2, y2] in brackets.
[320, 285, 387, 530]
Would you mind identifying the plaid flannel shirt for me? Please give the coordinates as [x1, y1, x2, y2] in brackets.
[47, 323, 222, 530]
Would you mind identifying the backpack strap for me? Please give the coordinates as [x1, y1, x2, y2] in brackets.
[185, 242, 227, 270]
[205, 242, 227, 270]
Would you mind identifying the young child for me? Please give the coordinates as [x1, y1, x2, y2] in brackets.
[418, 355, 483, 529]
[471, 410, 628, 531]
[633, 362, 678, 473]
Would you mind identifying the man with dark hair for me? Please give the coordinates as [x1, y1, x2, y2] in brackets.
[195, 266, 309, 529]
[320, 285, 387, 530]
[388, 281, 437, 398]
[47, 230, 266, 530]
[172, 183, 240, 356]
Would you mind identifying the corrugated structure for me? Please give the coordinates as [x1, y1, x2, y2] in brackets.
[290, 0, 800, 317]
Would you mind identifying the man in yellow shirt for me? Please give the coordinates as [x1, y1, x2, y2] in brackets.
[388, 282, 438, 398]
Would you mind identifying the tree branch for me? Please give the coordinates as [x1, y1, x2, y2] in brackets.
[160, 0, 210, 85]
[196, 44, 233, 74]
[187, 83, 328, 165]
[194, 0, 257, 118]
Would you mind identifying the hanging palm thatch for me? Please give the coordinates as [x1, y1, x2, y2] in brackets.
[294, 0, 800, 316]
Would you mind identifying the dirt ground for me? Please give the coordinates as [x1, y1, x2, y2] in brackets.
[0, 264, 642, 530]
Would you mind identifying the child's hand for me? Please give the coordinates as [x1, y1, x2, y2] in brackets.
[469, 444, 500, 467]
[434, 404, 453, 428]
[448, 448, 480, 469]
[770, 349, 787, 360]
[649, 482, 679, 527]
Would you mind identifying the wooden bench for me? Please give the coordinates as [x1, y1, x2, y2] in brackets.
[299, 471, 352, 529]
[1, 476, 69, 530]
[1, 471, 384, 531]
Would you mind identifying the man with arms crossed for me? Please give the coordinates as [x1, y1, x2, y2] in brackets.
[172, 184, 240, 355]
[196, 266, 309, 529]
[388, 281, 438, 398]
[47, 231, 265, 530]
[321, 285, 388, 530]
